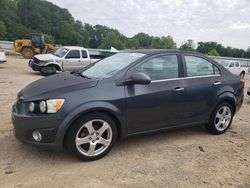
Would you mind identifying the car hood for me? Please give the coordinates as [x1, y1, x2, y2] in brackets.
[21, 73, 98, 101]
[34, 54, 61, 62]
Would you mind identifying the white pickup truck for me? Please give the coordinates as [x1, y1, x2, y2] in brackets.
[220, 60, 248, 78]
[29, 46, 99, 75]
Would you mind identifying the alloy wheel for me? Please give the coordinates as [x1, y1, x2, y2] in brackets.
[75, 119, 112, 157]
[214, 106, 232, 131]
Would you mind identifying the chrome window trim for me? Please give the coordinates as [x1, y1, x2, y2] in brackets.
[151, 74, 221, 83]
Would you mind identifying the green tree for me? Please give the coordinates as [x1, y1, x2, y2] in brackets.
[125, 38, 140, 49]
[179, 40, 195, 51]
[133, 33, 152, 48]
[206, 49, 220, 56]
[161, 35, 176, 49]
[99, 31, 125, 50]
[0, 20, 6, 39]
[150, 36, 176, 49]
[44, 34, 55, 44]
[150, 37, 162, 48]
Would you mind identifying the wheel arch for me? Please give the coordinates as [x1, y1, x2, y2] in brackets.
[55, 103, 125, 150]
[210, 92, 236, 120]
[240, 71, 245, 77]
[44, 62, 62, 71]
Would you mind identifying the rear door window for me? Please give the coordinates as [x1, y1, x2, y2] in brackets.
[229, 62, 234, 67]
[185, 56, 220, 77]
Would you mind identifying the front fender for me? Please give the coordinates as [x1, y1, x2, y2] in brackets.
[44, 62, 62, 71]
[55, 101, 126, 150]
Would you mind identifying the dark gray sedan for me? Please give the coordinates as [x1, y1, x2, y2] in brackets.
[12, 50, 244, 160]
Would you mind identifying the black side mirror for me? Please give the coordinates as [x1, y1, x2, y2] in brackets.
[124, 72, 151, 85]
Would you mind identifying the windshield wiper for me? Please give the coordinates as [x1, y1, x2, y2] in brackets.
[71, 71, 91, 79]
[81, 74, 91, 79]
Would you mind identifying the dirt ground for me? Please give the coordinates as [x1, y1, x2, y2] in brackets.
[0, 56, 249, 188]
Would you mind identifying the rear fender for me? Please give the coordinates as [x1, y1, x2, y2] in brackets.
[208, 91, 236, 121]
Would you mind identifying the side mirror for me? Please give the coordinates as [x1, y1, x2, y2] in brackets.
[124, 72, 151, 85]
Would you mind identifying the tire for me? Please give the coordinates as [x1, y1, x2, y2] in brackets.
[21, 47, 34, 59]
[46, 50, 55, 54]
[240, 71, 245, 79]
[40, 65, 56, 76]
[206, 102, 234, 135]
[66, 113, 117, 161]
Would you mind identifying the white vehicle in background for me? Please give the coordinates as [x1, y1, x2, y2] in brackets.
[0, 47, 7, 63]
[220, 60, 248, 78]
[29, 46, 99, 76]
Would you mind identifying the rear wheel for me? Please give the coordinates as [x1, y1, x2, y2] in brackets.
[40, 65, 56, 76]
[66, 113, 117, 161]
[206, 102, 234, 134]
[21, 47, 34, 59]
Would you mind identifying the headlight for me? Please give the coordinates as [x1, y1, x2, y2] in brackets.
[29, 102, 35, 112]
[28, 99, 65, 114]
[39, 101, 47, 113]
[46, 99, 65, 113]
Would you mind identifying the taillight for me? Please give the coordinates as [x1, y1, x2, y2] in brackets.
[240, 79, 245, 89]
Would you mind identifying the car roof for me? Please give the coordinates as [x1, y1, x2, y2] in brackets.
[62, 46, 87, 50]
[122, 49, 203, 56]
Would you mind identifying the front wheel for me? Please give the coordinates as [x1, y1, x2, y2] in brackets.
[206, 102, 234, 134]
[40, 65, 56, 76]
[66, 113, 117, 161]
[21, 47, 34, 59]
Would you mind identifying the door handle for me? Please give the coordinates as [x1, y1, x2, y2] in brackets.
[174, 87, 184, 92]
[213, 81, 222, 86]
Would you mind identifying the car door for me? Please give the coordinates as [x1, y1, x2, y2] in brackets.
[63, 50, 81, 71]
[81, 50, 91, 67]
[125, 53, 186, 134]
[235, 62, 241, 75]
[228, 61, 236, 74]
[182, 54, 222, 123]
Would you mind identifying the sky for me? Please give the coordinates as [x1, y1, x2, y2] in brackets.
[48, 0, 250, 50]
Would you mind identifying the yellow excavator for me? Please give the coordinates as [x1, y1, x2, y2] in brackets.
[13, 33, 56, 59]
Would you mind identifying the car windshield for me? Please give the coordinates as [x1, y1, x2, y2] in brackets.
[220, 61, 229, 67]
[54, 47, 69, 57]
[80, 52, 146, 79]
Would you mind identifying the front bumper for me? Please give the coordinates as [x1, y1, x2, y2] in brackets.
[12, 103, 63, 151]
[29, 59, 44, 71]
[0, 58, 7, 63]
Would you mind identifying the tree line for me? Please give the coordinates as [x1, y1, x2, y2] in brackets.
[0, 0, 249, 58]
